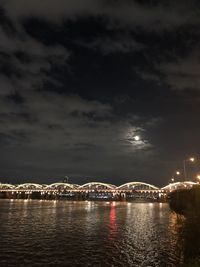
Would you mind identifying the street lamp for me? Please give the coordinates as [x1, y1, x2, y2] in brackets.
[183, 157, 195, 181]
[171, 171, 180, 183]
[196, 175, 200, 183]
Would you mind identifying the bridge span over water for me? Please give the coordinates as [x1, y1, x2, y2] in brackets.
[0, 181, 197, 191]
[0, 181, 198, 201]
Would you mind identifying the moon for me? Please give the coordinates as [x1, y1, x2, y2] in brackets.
[134, 135, 140, 141]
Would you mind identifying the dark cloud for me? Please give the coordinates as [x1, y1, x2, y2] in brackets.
[160, 51, 200, 91]
[0, 88, 152, 149]
[137, 48, 200, 91]
[2, 0, 199, 31]
[0, 12, 69, 97]
[80, 35, 144, 55]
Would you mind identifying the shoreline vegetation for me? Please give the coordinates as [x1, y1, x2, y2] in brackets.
[169, 186, 200, 266]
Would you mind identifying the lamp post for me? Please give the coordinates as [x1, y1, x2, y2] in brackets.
[183, 157, 195, 181]
[64, 176, 69, 183]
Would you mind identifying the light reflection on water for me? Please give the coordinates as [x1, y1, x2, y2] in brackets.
[0, 200, 181, 267]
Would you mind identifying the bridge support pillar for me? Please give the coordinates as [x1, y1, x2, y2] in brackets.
[120, 192, 126, 200]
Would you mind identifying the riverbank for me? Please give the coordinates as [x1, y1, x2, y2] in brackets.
[177, 212, 200, 266]
[169, 185, 200, 265]
[169, 185, 200, 216]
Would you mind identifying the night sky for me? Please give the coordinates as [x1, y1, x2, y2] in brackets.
[0, 0, 200, 186]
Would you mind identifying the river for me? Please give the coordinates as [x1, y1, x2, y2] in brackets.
[0, 200, 183, 266]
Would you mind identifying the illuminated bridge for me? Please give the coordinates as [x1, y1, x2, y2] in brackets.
[0, 181, 198, 201]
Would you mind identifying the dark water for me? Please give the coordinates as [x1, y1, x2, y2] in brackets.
[0, 200, 182, 267]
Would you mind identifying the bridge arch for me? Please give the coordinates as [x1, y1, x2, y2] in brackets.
[15, 183, 44, 190]
[78, 182, 116, 190]
[161, 181, 197, 191]
[45, 183, 77, 190]
[117, 182, 159, 190]
[0, 183, 16, 189]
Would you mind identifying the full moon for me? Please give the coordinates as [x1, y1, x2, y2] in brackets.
[134, 135, 140, 141]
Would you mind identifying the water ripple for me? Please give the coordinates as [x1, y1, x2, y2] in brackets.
[0, 200, 180, 266]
